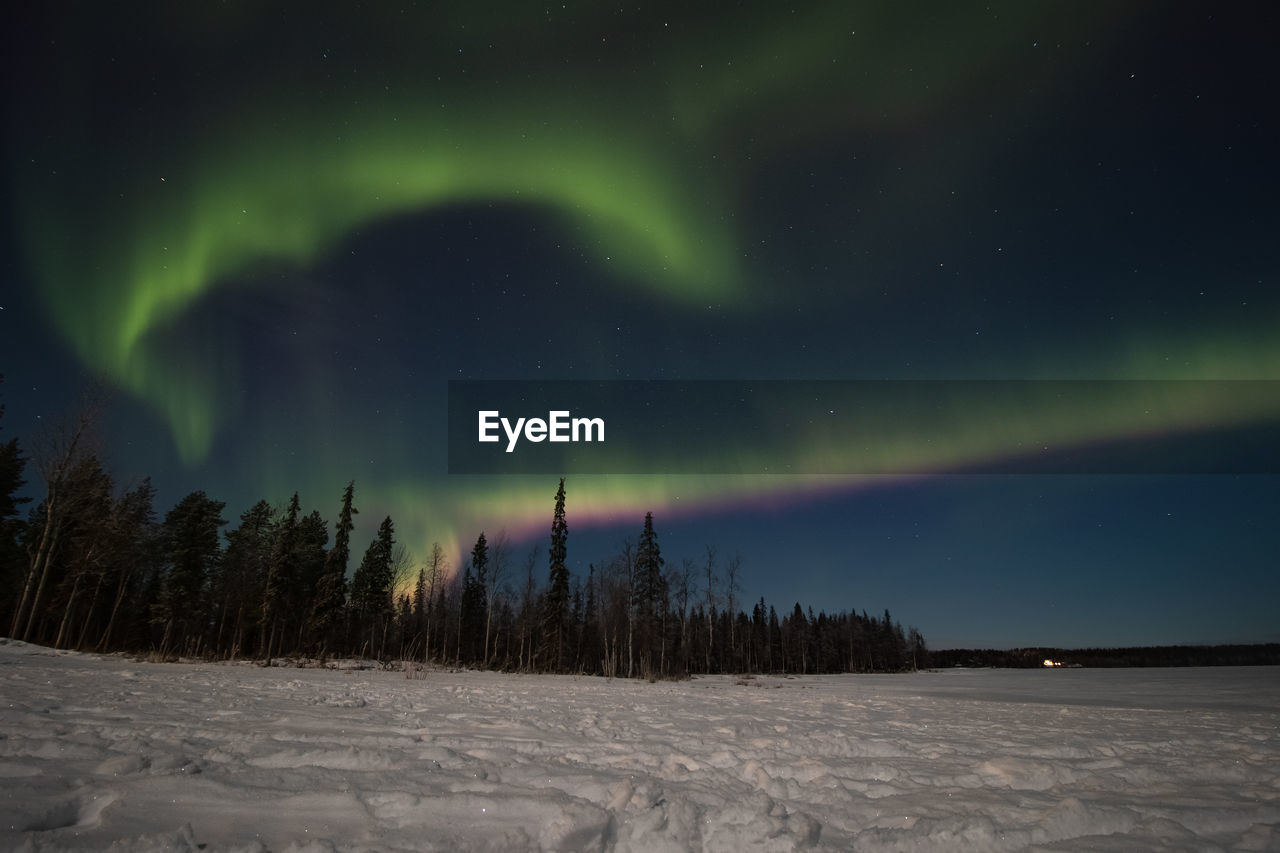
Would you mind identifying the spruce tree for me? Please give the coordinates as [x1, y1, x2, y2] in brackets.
[472, 532, 490, 662]
[460, 532, 489, 664]
[90, 478, 157, 653]
[633, 511, 665, 675]
[767, 605, 781, 672]
[310, 481, 356, 650]
[260, 493, 301, 661]
[158, 490, 226, 654]
[349, 515, 395, 658]
[0, 375, 29, 617]
[790, 602, 808, 673]
[213, 499, 273, 657]
[292, 510, 329, 651]
[541, 478, 570, 671]
[50, 456, 115, 650]
[412, 566, 427, 644]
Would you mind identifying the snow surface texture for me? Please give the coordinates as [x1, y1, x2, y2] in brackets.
[1, 640, 1277, 852]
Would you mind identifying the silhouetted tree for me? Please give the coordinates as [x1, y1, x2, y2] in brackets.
[260, 493, 301, 662]
[907, 627, 928, 670]
[541, 479, 570, 671]
[48, 457, 114, 650]
[461, 532, 489, 664]
[158, 491, 226, 654]
[349, 515, 395, 659]
[88, 478, 157, 652]
[515, 544, 540, 670]
[0, 374, 29, 627]
[292, 510, 329, 650]
[10, 394, 106, 642]
[632, 512, 666, 676]
[211, 499, 272, 657]
[418, 542, 446, 661]
[310, 481, 356, 652]
[580, 564, 601, 674]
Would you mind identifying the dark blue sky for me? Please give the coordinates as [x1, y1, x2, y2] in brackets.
[2, 1, 1277, 648]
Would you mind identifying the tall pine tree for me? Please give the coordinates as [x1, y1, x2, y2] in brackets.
[158, 490, 226, 655]
[349, 515, 395, 659]
[310, 481, 356, 651]
[260, 493, 301, 662]
[0, 374, 29, 626]
[633, 512, 666, 676]
[460, 532, 489, 665]
[213, 499, 272, 657]
[541, 478, 569, 672]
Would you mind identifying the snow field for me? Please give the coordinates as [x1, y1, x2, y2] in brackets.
[1, 640, 1277, 851]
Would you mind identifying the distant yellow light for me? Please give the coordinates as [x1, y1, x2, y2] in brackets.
[1043, 659, 1062, 667]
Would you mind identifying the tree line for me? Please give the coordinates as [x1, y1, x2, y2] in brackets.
[0, 382, 928, 676]
[931, 644, 1280, 669]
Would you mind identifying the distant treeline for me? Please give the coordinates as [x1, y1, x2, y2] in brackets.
[931, 644, 1280, 668]
[0, 391, 926, 677]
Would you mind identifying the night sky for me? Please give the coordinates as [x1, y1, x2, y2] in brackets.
[3, 1, 1277, 649]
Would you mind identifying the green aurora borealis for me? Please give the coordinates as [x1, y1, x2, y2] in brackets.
[5, 1, 1278, 645]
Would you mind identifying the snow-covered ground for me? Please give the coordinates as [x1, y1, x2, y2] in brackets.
[1, 640, 1277, 852]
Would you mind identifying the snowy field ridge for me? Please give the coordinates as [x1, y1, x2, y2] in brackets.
[1, 639, 1277, 852]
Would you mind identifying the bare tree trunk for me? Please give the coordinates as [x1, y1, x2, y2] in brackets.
[259, 612, 270, 662]
[231, 603, 245, 660]
[659, 611, 666, 676]
[53, 572, 81, 649]
[265, 621, 277, 666]
[19, 521, 63, 642]
[424, 569, 436, 665]
[96, 566, 131, 652]
[703, 546, 717, 673]
[605, 621, 619, 678]
[441, 608, 450, 664]
[9, 561, 39, 637]
[77, 570, 105, 650]
[601, 621, 611, 677]
[726, 554, 741, 665]
[213, 591, 231, 657]
[483, 610, 492, 667]
[16, 398, 103, 641]
[625, 548, 635, 679]
[9, 507, 53, 636]
[160, 619, 174, 659]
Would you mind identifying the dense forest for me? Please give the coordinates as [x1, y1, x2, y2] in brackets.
[931, 644, 1280, 669]
[0, 381, 927, 677]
